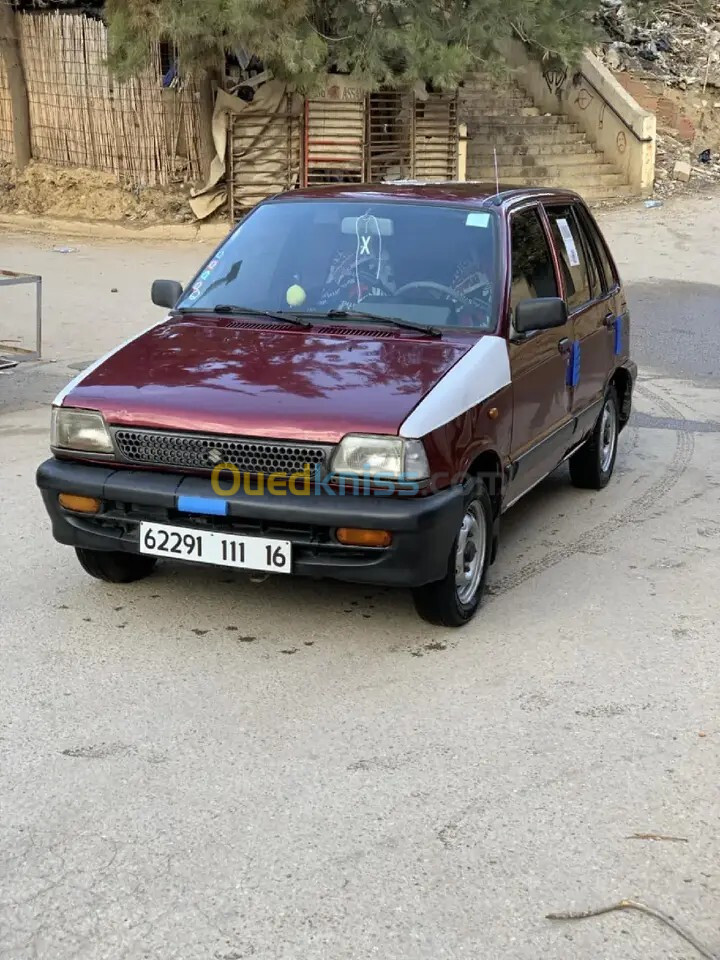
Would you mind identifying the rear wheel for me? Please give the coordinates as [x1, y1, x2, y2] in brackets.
[75, 548, 157, 584]
[412, 481, 493, 627]
[569, 385, 619, 490]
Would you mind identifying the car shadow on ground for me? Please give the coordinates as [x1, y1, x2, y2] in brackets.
[56, 428, 640, 648]
[98, 464, 592, 639]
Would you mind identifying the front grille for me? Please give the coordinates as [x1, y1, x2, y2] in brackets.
[113, 428, 331, 475]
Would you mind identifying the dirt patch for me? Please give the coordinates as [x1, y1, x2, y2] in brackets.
[0, 161, 196, 223]
[595, 2, 720, 195]
[624, 77, 720, 197]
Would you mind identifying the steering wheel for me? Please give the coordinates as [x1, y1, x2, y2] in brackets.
[391, 280, 475, 309]
[353, 271, 395, 298]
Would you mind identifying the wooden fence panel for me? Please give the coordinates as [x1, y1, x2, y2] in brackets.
[0, 11, 202, 186]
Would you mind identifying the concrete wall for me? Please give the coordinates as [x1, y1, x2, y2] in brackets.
[499, 38, 656, 195]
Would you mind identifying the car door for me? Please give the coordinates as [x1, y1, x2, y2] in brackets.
[575, 203, 626, 421]
[506, 205, 575, 503]
[543, 202, 614, 432]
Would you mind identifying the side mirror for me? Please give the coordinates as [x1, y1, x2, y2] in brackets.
[514, 297, 568, 335]
[151, 279, 183, 309]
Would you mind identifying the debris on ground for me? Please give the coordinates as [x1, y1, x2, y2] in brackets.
[596, 0, 720, 91]
[654, 130, 720, 197]
[595, 0, 720, 197]
[547, 899, 719, 960]
[0, 162, 195, 224]
[626, 832, 688, 842]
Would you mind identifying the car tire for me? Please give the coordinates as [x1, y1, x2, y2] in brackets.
[569, 385, 619, 491]
[75, 548, 157, 584]
[412, 480, 494, 628]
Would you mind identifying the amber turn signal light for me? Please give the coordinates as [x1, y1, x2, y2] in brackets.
[336, 527, 392, 548]
[58, 493, 102, 514]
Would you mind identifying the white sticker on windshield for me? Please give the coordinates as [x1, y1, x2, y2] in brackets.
[556, 217, 580, 267]
[466, 212, 490, 228]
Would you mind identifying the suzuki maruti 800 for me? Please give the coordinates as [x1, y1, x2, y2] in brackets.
[37, 184, 636, 626]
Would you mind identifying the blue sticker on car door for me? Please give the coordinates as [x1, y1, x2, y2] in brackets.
[566, 340, 581, 387]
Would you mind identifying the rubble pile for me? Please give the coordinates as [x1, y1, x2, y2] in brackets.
[595, 0, 720, 194]
[653, 129, 720, 197]
[596, 0, 720, 89]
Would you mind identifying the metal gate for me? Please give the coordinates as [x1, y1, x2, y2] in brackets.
[303, 86, 459, 187]
[413, 93, 459, 180]
[227, 93, 302, 221]
[227, 86, 459, 220]
[366, 90, 413, 182]
[304, 80, 366, 185]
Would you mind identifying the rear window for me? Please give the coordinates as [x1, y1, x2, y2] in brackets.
[576, 205, 618, 294]
[179, 199, 501, 331]
[544, 205, 593, 311]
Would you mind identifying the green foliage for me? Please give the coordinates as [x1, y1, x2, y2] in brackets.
[106, 0, 605, 89]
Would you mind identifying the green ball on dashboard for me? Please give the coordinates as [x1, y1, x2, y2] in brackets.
[286, 284, 307, 307]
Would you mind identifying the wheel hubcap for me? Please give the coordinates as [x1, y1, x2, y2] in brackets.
[600, 398, 617, 473]
[454, 501, 487, 605]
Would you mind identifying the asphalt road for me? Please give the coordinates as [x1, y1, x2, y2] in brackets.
[600, 192, 720, 383]
[627, 280, 720, 381]
[1, 193, 720, 960]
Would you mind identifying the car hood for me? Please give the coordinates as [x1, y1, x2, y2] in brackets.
[61, 317, 472, 443]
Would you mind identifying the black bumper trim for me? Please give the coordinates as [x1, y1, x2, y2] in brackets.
[37, 458, 465, 588]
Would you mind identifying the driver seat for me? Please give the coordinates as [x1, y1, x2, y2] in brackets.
[318, 228, 396, 305]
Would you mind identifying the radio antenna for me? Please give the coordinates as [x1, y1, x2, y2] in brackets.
[493, 146, 500, 195]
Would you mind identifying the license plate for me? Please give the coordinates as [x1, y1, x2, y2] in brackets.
[139, 521, 292, 574]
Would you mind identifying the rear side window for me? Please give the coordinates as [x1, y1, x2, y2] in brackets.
[545, 205, 592, 311]
[576, 205, 618, 294]
[509, 208, 558, 322]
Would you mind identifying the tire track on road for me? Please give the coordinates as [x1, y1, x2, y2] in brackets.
[488, 382, 695, 599]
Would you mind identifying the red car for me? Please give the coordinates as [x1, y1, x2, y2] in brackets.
[37, 184, 636, 626]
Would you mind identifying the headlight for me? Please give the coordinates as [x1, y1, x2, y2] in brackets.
[51, 407, 113, 454]
[331, 434, 430, 481]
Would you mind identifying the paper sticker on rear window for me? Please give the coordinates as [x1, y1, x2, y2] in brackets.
[466, 212, 490, 228]
[556, 218, 580, 267]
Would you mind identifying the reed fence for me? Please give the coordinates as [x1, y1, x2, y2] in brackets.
[0, 11, 202, 186]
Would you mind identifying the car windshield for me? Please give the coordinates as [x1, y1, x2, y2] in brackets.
[178, 199, 500, 331]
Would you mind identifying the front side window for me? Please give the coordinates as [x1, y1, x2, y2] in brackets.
[544, 204, 593, 311]
[509, 207, 559, 322]
[178, 200, 501, 330]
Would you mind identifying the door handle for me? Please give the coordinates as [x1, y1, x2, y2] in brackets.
[603, 312, 615, 328]
[558, 337, 571, 356]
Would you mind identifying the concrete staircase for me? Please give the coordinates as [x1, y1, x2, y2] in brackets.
[461, 76, 634, 202]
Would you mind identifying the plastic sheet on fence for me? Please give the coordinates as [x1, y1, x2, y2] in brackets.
[190, 81, 292, 220]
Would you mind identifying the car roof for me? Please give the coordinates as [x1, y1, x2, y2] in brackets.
[268, 181, 584, 210]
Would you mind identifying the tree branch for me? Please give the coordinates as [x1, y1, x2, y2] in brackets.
[547, 899, 720, 960]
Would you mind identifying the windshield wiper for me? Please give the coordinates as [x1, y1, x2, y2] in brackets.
[173, 305, 313, 329]
[322, 309, 441, 338]
[214, 305, 314, 329]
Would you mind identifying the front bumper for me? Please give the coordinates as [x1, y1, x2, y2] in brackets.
[36, 458, 465, 588]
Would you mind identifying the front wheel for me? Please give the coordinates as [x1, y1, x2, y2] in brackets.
[412, 482, 494, 627]
[569, 385, 619, 490]
[75, 548, 157, 584]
